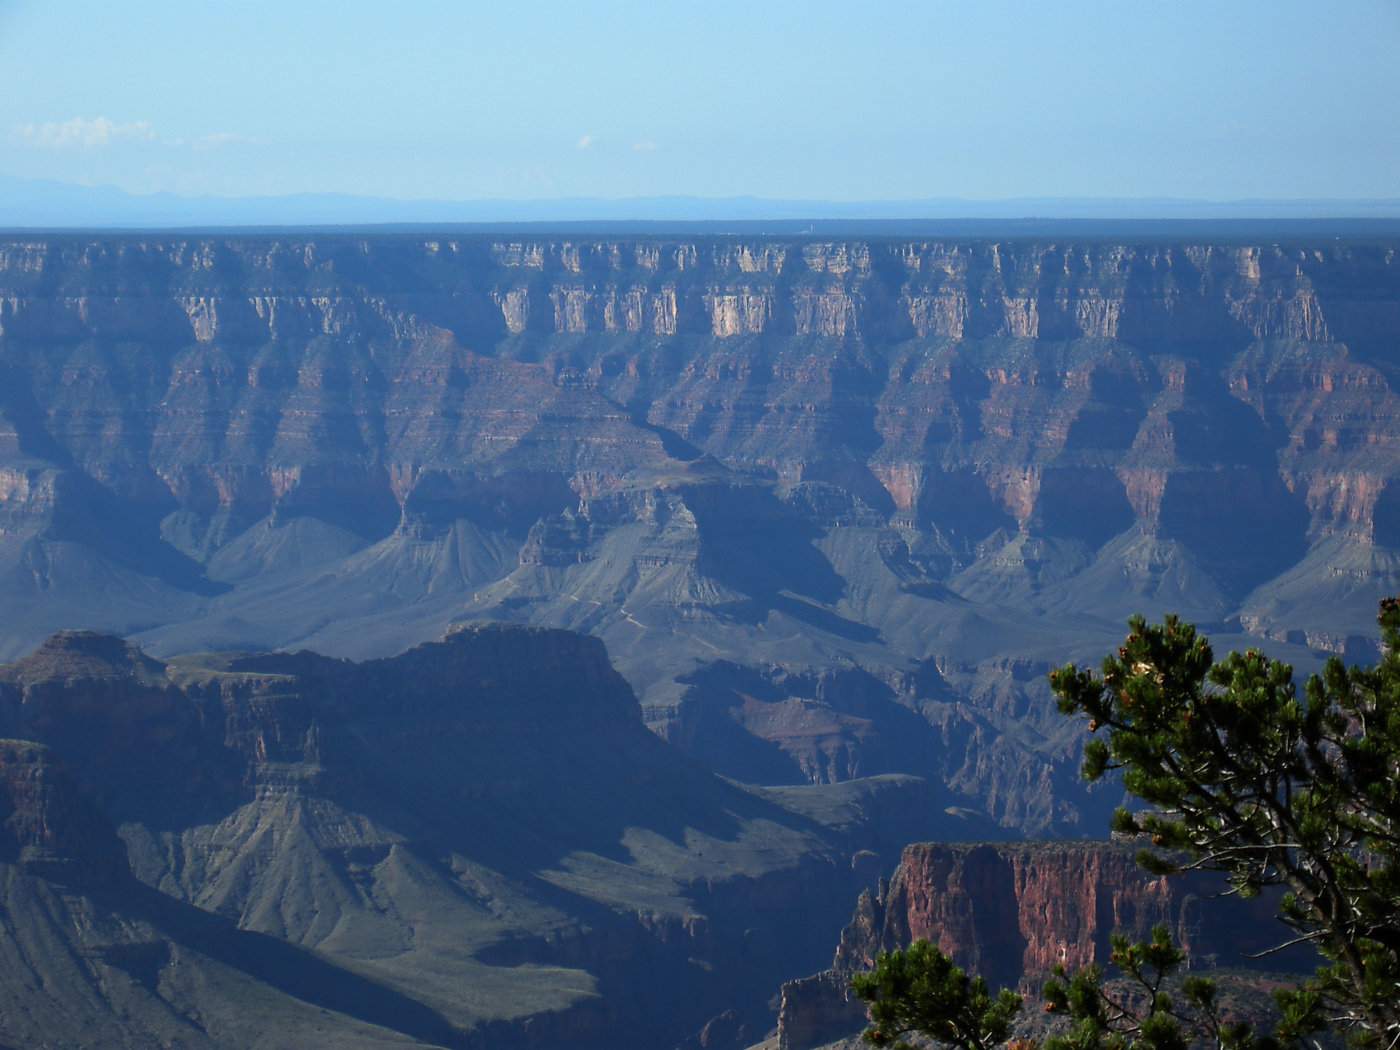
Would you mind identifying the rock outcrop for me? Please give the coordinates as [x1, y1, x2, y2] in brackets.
[775, 839, 1311, 1050]
[0, 737, 127, 879]
[0, 625, 955, 1050]
[833, 841, 1298, 986]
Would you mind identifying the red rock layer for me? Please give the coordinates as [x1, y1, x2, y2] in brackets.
[833, 841, 1293, 989]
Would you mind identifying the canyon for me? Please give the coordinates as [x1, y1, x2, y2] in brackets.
[0, 231, 1397, 1045]
[0, 625, 948, 1048]
[2, 234, 1398, 832]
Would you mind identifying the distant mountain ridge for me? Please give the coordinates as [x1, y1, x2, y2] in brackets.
[3, 173, 1399, 229]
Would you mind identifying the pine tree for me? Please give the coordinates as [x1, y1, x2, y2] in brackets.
[852, 599, 1400, 1049]
[850, 939, 1022, 1050]
[1049, 599, 1400, 1047]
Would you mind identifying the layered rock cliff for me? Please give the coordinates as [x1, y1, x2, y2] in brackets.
[0, 625, 954, 1049]
[775, 840, 1309, 1050]
[0, 736, 128, 878]
[1, 234, 1398, 835]
[830, 842, 1296, 987]
[0, 728, 495, 1049]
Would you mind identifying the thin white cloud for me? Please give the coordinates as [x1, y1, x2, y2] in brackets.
[632, 140, 660, 151]
[191, 132, 245, 151]
[12, 116, 155, 148]
[575, 134, 595, 150]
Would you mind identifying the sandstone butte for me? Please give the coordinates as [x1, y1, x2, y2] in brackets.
[0, 233, 1396, 1047]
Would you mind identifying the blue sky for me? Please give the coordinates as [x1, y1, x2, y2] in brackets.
[1, 0, 1397, 204]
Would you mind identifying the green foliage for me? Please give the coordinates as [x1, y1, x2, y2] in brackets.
[850, 939, 1022, 1050]
[1040, 926, 1268, 1050]
[850, 928, 1276, 1050]
[1050, 600, 1400, 1048]
[852, 600, 1400, 1050]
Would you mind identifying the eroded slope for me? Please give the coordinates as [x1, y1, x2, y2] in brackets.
[0, 625, 949, 1048]
[1, 236, 1398, 832]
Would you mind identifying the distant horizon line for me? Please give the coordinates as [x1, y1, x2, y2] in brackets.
[6, 173, 1400, 207]
[2, 172, 1399, 229]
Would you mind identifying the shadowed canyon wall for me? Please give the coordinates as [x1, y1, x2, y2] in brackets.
[0, 625, 954, 1049]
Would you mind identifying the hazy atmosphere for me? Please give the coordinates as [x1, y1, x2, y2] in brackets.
[2, 0, 1397, 207]
[0, 4, 1397, 1049]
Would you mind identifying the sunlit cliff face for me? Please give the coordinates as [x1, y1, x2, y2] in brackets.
[0, 235, 1397, 837]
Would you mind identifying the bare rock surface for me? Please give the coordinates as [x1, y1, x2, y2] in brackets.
[0, 233, 1396, 1046]
[2, 234, 1397, 839]
[776, 839, 1312, 1050]
[0, 624, 957, 1049]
